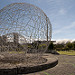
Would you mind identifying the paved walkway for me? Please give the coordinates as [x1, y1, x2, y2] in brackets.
[25, 54, 75, 75]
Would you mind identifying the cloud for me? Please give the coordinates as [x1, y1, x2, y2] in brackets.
[53, 21, 75, 35]
[64, 21, 75, 29]
[54, 39, 75, 44]
[59, 9, 67, 15]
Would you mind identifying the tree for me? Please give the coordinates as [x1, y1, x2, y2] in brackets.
[48, 42, 54, 50]
[65, 42, 72, 50]
[72, 41, 75, 50]
[56, 43, 64, 51]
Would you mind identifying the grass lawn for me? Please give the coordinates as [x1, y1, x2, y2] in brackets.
[57, 50, 75, 55]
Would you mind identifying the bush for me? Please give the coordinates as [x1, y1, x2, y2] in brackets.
[64, 42, 72, 50]
[48, 42, 54, 50]
[72, 41, 75, 50]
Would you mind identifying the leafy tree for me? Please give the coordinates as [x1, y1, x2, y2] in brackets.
[72, 41, 75, 50]
[55, 43, 65, 51]
[56, 43, 64, 48]
[48, 42, 54, 50]
[65, 42, 72, 50]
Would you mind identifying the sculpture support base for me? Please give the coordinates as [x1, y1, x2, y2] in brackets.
[0, 54, 58, 75]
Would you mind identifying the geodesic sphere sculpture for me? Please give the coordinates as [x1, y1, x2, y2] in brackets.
[0, 3, 52, 54]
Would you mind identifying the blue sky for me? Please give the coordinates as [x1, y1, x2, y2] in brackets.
[0, 0, 75, 41]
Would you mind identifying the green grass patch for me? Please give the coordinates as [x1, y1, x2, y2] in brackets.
[57, 50, 75, 55]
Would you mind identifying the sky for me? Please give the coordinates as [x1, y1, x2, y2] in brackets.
[0, 0, 75, 41]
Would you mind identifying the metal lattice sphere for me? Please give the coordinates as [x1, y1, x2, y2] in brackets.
[0, 3, 52, 55]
